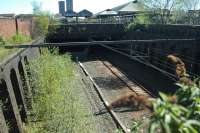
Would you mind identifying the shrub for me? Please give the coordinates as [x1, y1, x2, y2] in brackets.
[149, 82, 200, 133]
[125, 22, 149, 32]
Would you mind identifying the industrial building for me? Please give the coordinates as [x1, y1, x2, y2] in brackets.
[58, 1, 65, 16]
[66, 0, 73, 13]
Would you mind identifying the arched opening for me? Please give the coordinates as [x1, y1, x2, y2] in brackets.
[24, 56, 31, 79]
[18, 61, 30, 108]
[10, 69, 26, 122]
[0, 79, 20, 133]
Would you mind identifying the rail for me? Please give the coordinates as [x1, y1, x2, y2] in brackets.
[79, 62, 131, 133]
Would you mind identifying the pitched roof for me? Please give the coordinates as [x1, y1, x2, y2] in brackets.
[112, 0, 144, 14]
[94, 0, 145, 17]
[78, 9, 93, 17]
[96, 9, 118, 17]
[0, 14, 15, 18]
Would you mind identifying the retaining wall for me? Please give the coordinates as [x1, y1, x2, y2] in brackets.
[47, 23, 200, 76]
[0, 39, 41, 133]
[46, 24, 125, 42]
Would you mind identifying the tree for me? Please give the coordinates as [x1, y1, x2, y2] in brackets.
[31, 1, 57, 38]
[31, 1, 42, 15]
[142, 0, 182, 24]
[182, 0, 200, 24]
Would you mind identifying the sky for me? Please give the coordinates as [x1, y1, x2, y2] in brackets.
[0, 0, 132, 14]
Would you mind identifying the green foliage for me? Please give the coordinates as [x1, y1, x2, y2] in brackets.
[7, 33, 31, 44]
[135, 15, 150, 25]
[125, 14, 150, 32]
[31, 1, 58, 38]
[131, 121, 143, 133]
[125, 22, 149, 32]
[0, 34, 30, 60]
[31, 0, 42, 15]
[33, 15, 49, 37]
[149, 82, 200, 133]
[27, 49, 93, 133]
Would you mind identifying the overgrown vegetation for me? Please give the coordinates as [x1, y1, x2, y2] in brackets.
[125, 74, 200, 132]
[0, 34, 31, 60]
[24, 49, 93, 133]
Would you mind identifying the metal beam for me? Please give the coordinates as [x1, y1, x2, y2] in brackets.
[3, 38, 197, 49]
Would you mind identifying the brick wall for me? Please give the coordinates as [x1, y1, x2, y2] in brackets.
[0, 18, 17, 38]
[0, 17, 34, 39]
[17, 18, 33, 37]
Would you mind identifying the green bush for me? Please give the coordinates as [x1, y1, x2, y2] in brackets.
[125, 23, 149, 32]
[33, 15, 49, 37]
[26, 49, 93, 133]
[149, 82, 200, 133]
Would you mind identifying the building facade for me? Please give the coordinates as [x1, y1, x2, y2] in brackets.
[59, 1, 65, 16]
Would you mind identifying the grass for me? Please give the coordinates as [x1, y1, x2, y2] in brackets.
[0, 34, 31, 60]
[24, 49, 94, 133]
[6, 33, 31, 44]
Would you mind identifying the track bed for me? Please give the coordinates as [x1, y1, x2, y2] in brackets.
[80, 59, 152, 132]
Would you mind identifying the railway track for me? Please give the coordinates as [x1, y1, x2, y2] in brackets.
[79, 60, 153, 133]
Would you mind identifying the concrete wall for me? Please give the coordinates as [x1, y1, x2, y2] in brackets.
[0, 39, 41, 133]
